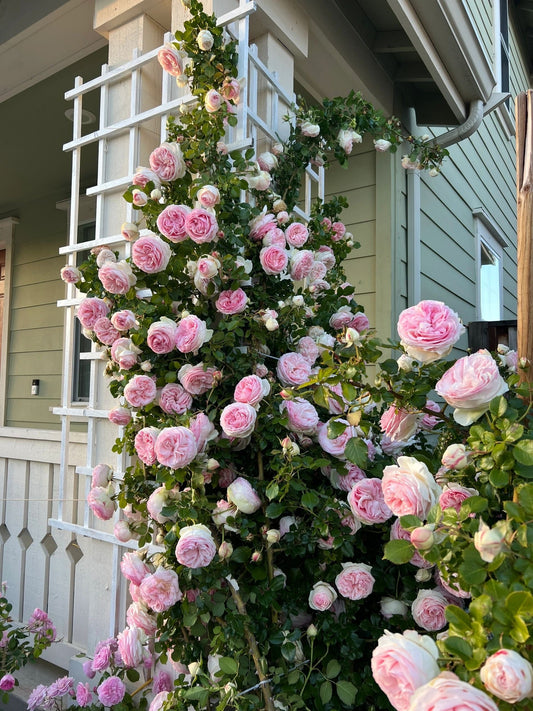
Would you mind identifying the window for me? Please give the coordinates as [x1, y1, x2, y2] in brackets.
[473, 208, 506, 321]
[72, 221, 95, 403]
[493, 0, 513, 134]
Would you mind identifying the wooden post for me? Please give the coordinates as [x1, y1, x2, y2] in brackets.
[516, 91, 533, 391]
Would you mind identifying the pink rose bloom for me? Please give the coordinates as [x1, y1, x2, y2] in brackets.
[329, 308, 354, 330]
[87, 485, 115, 520]
[380, 405, 420, 442]
[480, 649, 533, 703]
[439, 483, 477, 513]
[308, 582, 337, 611]
[348, 478, 392, 524]
[282, 398, 319, 435]
[300, 121, 320, 137]
[411, 589, 448, 631]
[175, 315, 212, 353]
[175, 524, 216, 568]
[290, 250, 314, 280]
[124, 375, 157, 408]
[435, 569, 470, 600]
[391, 519, 433, 569]
[351, 312, 370, 331]
[156, 204, 191, 242]
[325, 383, 348, 415]
[326, 463, 366, 492]
[132, 189, 148, 207]
[189, 412, 217, 452]
[317, 421, 356, 459]
[220, 402, 257, 438]
[474, 520, 506, 563]
[234, 375, 270, 406]
[285, 222, 309, 247]
[335, 562, 375, 600]
[249, 211, 277, 240]
[111, 309, 137, 331]
[227, 477, 261, 513]
[259, 246, 289, 275]
[147, 486, 175, 524]
[154, 426, 198, 469]
[60, 265, 82, 283]
[408, 671, 498, 711]
[93, 316, 120, 345]
[215, 288, 248, 315]
[91, 463, 112, 488]
[221, 77, 241, 102]
[315, 245, 336, 269]
[196, 184, 220, 208]
[309, 261, 327, 283]
[157, 43, 186, 77]
[185, 208, 218, 244]
[297, 336, 319, 365]
[420, 400, 441, 430]
[441, 443, 470, 470]
[178, 363, 219, 395]
[108, 406, 132, 425]
[205, 88, 222, 112]
[197, 255, 220, 278]
[332, 221, 346, 239]
[117, 626, 145, 668]
[262, 227, 286, 248]
[132, 167, 161, 189]
[397, 299, 465, 364]
[75, 682, 92, 707]
[0, 674, 15, 691]
[132, 233, 171, 274]
[382, 456, 441, 519]
[98, 260, 136, 294]
[139, 567, 182, 612]
[147, 318, 178, 354]
[126, 602, 157, 636]
[159, 383, 192, 415]
[134, 427, 160, 465]
[149, 142, 186, 182]
[120, 552, 150, 586]
[76, 297, 109, 329]
[97, 676, 126, 707]
[114, 520, 133, 543]
[371, 630, 440, 711]
[435, 349, 509, 426]
[218, 467, 237, 487]
[277, 352, 312, 386]
[149, 691, 171, 711]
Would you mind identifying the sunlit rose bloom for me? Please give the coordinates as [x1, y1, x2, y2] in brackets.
[157, 43, 186, 77]
[371, 630, 440, 711]
[108, 406, 132, 426]
[227, 477, 261, 513]
[132, 189, 148, 207]
[111, 309, 138, 331]
[338, 128, 362, 154]
[175, 315, 212, 353]
[114, 520, 133, 543]
[147, 318, 178, 354]
[439, 483, 477, 513]
[156, 204, 191, 242]
[348, 478, 392, 524]
[285, 222, 309, 247]
[120, 552, 150, 586]
[159, 383, 192, 415]
[178, 363, 219, 395]
[441, 443, 470, 470]
[474, 519, 506, 562]
[185, 208, 218, 243]
[277, 352, 312, 386]
[93, 317, 121, 345]
[132, 233, 171, 274]
[77, 297, 109, 329]
[124, 375, 157, 408]
[132, 168, 161, 189]
[300, 120, 320, 137]
[126, 602, 157, 636]
[317, 421, 356, 459]
[397, 300, 465, 364]
[480, 649, 533, 703]
[205, 89, 223, 112]
[290, 250, 314, 280]
[134, 427, 159, 465]
[87, 485, 116, 520]
[196, 185, 220, 210]
[282, 398, 319, 434]
[154, 427, 198, 469]
[149, 142, 186, 182]
[382, 456, 441, 519]
[308, 582, 337, 611]
[147, 485, 176, 524]
[411, 589, 448, 631]
[196, 28, 214, 50]
[220, 402, 257, 438]
[335, 562, 375, 600]
[234, 375, 270, 406]
[61, 265, 82, 283]
[98, 260, 136, 294]
[216, 288, 248, 314]
[91, 463, 112, 488]
[139, 567, 182, 612]
[175, 524, 216, 568]
[407, 672, 498, 711]
[221, 77, 241, 103]
[259, 245, 289, 275]
[117, 627, 145, 668]
[380, 405, 420, 442]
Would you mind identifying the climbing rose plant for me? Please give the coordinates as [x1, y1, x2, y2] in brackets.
[43, 1, 533, 710]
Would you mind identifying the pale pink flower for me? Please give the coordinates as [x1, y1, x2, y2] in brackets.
[120, 552, 150, 586]
[351, 312, 370, 331]
[315, 245, 336, 269]
[178, 363, 219, 395]
[157, 204, 191, 242]
[205, 89, 222, 112]
[382, 456, 441, 519]
[480, 649, 533, 703]
[317, 421, 356, 459]
[87, 485, 115, 520]
[132, 168, 160, 189]
[91, 463, 112, 488]
[154, 426, 198, 469]
[149, 691, 171, 711]
[220, 402, 257, 438]
[159, 383, 192, 415]
[139, 567, 182, 612]
[76, 297, 109, 329]
[249, 212, 277, 240]
[221, 77, 241, 103]
[176, 524, 216, 568]
[474, 520, 506, 562]
[435, 349, 509, 426]
[337, 128, 362, 154]
[407, 671, 498, 711]
[189, 412, 218, 452]
[114, 520, 133, 543]
[380, 405, 420, 442]
[185, 208, 218, 243]
[371, 630, 440, 711]
[111, 310, 138, 331]
[149, 142, 186, 182]
[97, 676, 126, 706]
[108, 406, 132, 425]
[126, 602, 157, 636]
[147, 318, 177, 354]
[175, 315, 212, 353]
[215, 288, 248, 314]
[290, 250, 314, 280]
[227, 477, 261, 514]
[60, 265, 82, 283]
[147, 486, 175, 524]
[132, 233, 171, 274]
[197, 255, 220, 278]
[157, 43, 186, 77]
[282, 398, 319, 434]
[411, 589, 448, 631]
[439, 483, 477, 513]
[259, 246, 289, 275]
[285, 222, 309, 247]
[420, 400, 441, 430]
[348, 478, 392, 524]
[124, 375, 157, 408]
[196, 184, 220, 208]
[93, 316, 121, 345]
[308, 582, 337, 611]
[335, 562, 375, 600]
[277, 352, 312, 386]
[117, 626, 145, 668]
[441, 443, 470, 470]
[397, 300, 465, 364]
[132, 189, 148, 207]
[297, 336, 319, 365]
[234, 375, 270, 406]
[99, 260, 136, 294]
[300, 121, 320, 137]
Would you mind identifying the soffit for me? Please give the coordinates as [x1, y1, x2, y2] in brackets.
[513, 0, 533, 78]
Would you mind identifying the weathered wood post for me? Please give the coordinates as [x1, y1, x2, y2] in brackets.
[516, 90, 533, 392]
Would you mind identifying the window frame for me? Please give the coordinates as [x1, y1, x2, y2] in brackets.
[473, 207, 507, 321]
[493, 0, 514, 137]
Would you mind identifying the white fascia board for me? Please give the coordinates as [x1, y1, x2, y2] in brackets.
[0, 0, 107, 105]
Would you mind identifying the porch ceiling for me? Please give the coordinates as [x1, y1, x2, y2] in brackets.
[514, 0, 533, 78]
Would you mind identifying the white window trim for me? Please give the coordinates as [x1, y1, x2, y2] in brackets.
[0, 217, 19, 427]
[473, 207, 506, 320]
[493, 0, 514, 139]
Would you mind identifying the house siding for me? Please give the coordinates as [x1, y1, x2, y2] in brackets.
[464, 0, 494, 63]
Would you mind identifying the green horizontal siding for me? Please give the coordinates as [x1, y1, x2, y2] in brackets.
[463, 0, 494, 63]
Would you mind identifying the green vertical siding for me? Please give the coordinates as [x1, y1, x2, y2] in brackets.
[464, 0, 494, 63]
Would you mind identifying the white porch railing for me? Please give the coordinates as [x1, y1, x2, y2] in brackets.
[50, 0, 324, 656]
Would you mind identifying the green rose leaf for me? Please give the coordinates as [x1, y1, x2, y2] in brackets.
[506, 590, 533, 617]
[514, 440, 533, 466]
[336, 680, 357, 706]
[266, 481, 279, 501]
[445, 605, 472, 631]
[320, 680, 333, 704]
[489, 396, 507, 417]
[302, 491, 319, 509]
[443, 636, 473, 662]
[344, 437, 368, 467]
[326, 659, 342, 679]
[219, 657, 238, 675]
[518, 484, 533, 516]
[383, 539, 414, 564]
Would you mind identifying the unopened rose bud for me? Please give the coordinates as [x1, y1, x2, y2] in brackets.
[218, 541, 233, 560]
[380, 597, 408, 619]
[188, 662, 200, 677]
[266, 529, 280, 546]
[140, 360, 152, 372]
[497, 343, 510, 354]
[346, 240, 354, 248]
[280, 390, 293, 400]
[306, 624, 318, 638]
[519, 357, 530, 369]
[410, 526, 435, 551]
[251, 551, 262, 563]
[428, 168, 439, 177]
[292, 295, 304, 307]
[474, 520, 506, 562]
[397, 354, 415, 372]
[415, 568, 433, 583]
[441, 443, 469, 470]
[207, 458, 220, 471]
[281, 437, 300, 457]
[121, 222, 139, 242]
[150, 189, 162, 200]
[272, 198, 287, 213]
[344, 327, 361, 346]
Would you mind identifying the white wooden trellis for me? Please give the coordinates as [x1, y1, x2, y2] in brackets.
[53, 0, 324, 645]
